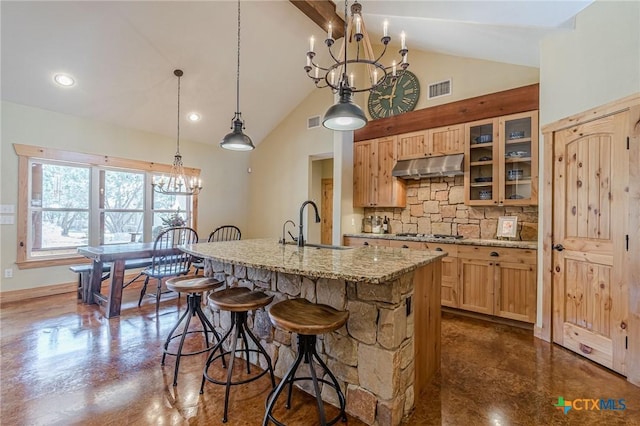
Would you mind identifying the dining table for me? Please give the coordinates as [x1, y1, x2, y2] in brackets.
[78, 242, 180, 318]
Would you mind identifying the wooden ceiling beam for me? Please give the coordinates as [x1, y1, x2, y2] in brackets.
[290, 0, 345, 40]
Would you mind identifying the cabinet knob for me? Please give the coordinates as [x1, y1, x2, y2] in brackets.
[363, 241, 369, 246]
[490, 251, 499, 257]
[402, 245, 409, 249]
[435, 247, 443, 252]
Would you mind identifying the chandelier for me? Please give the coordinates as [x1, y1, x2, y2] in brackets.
[220, 0, 255, 151]
[152, 69, 203, 196]
[304, 0, 409, 131]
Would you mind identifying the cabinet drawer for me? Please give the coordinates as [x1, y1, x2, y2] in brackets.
[388, 240, 428, 250]
[423, 242, 458, 257]
[457, 245, 535, 264]
[343, 237, 390, 247]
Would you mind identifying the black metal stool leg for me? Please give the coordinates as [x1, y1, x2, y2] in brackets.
[200, 325, 233, 394]
[243, 318, 276, 388]
[263, 334, 346, 426]
[222, 315, 241, 423]
[171, 304, 193, 386]
[162, 304, 190, 366]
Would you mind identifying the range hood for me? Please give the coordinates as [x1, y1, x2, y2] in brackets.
[392, 154, 464, 179]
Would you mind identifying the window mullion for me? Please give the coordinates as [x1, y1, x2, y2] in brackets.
[90, 167, 101, 246]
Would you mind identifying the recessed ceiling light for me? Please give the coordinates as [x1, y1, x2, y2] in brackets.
[53, 73, 75, 87]
[187, 112, 201, 122]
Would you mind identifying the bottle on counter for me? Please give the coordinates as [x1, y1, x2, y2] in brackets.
[383, 216, 389, 234]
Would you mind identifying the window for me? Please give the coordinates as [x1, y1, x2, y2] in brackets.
[15, 144, 200, 267]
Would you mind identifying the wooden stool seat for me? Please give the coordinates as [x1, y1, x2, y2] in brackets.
[166, 276, 223, 293]
[268, 298, 349, 335]
[208, 287, 274, 312]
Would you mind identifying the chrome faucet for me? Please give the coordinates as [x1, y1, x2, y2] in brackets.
[279, 220, 296, 245]
[298, 200, 321, 247]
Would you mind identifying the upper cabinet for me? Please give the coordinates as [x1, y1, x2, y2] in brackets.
[465, 110, 539, 206]
[397, 124, 464, 160]
[353, 136, 406, 208]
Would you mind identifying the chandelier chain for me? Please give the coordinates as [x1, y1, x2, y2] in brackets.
[235, 0, 241, 115]
[176, 72, 181, 154]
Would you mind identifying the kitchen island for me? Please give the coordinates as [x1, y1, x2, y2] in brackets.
[180, 239, 445, 425]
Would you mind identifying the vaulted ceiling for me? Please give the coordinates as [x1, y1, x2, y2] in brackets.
[1, 1, 592, 147]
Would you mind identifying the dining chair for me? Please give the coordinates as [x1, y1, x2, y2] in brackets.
[138, 226, 199, 312]
[193, 225, 241, 276]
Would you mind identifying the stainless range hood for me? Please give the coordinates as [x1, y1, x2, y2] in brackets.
[392, 154, 464, 179]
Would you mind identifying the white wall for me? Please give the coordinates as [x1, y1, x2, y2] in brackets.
[0, 101, 250, 292]
[540, 0, 640, 126]
[536, 0, 640, 326]
[247, 48, 539, 242]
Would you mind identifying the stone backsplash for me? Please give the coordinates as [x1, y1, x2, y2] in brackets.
[365, 177, 538, 241]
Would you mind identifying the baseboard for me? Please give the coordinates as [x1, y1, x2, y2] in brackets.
[0, 272, 146, 304]
[442, 307, 534, 331]
[0, 281, 77, 304]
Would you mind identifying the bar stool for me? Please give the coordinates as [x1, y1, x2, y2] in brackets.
[162, 276, 224, 386]
[200, 287, 276, 423]
[263, 298, 349, 426]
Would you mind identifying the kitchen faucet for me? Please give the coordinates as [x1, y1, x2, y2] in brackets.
[279, 220, 296, 245]
[298, 200, 321, 247]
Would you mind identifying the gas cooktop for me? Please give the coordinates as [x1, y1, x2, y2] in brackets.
[395, 233, 464, 239]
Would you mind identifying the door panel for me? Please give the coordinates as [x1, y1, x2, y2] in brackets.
[353, 141, 374, 207]
[495, 261, 536, 323]
[459, 259, 493, 315]
[376, 136, 398, 206]
[552, 111, 628, 374]
[321, 179, 333, 245]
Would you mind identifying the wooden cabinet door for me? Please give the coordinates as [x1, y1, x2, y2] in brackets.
[429, 124, 464, 156]
[397, 131, 427, 160]
[498, 111, 539, 205]
[440, 257, 459, 308]
[495, 261, 536, 323]
[552, 111, 628, 374]
[353, 140, 375, 207]
[465, 118, 499, 206]
[376, 136, 405, 207]
[458, 257, 494, 315]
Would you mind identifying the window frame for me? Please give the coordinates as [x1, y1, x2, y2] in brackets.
[14, 144, 200, 269]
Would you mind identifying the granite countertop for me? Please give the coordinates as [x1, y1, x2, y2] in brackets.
[180, 238, 446, 284]
[343, 233, 538, 250]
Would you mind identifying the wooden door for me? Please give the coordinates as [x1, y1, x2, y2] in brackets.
[458, 258, 494, 315]
[321, 179, 333, 245]
[397, 131, 427, 160]
[495, 261, 536, 323]
[429, 124, 464, 156]
[552, 111, 629, 374]
[353, 140, 375, 207]
[440, 257, 459, 308]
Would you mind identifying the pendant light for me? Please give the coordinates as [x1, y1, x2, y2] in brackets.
[220, 0, 255, 151]
[152, 69, 202, 196]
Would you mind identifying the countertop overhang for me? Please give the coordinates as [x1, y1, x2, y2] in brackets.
[180, 238, 446, 284]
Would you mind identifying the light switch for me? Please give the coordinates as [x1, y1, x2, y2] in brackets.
[0, 205, 15, 214]
[0, 215, 15, 225]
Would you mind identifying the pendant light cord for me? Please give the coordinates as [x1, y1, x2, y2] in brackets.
[176, 72, 181, 154]
[236, 0, 241, 115]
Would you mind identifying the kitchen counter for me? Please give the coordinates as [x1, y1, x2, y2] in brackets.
[181, 238, 444, 425]
[344, 233, 537, 250]
[181, 238, 446, 284]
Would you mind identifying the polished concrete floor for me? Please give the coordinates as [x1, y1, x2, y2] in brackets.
[1, 286, 638, 425]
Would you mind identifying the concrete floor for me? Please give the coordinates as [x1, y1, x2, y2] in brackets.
[1, 285, 638, 425]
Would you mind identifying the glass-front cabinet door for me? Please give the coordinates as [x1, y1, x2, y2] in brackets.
[498, 111, 538, 206]
[465, 111, 538, 206]
[465, 118, 499, 205]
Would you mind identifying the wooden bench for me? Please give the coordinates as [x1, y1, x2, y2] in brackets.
[70, 258, 152, 303]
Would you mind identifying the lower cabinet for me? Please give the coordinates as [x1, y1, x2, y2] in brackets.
[457, 246, 537, 323]
[343, 236, 537, 323]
